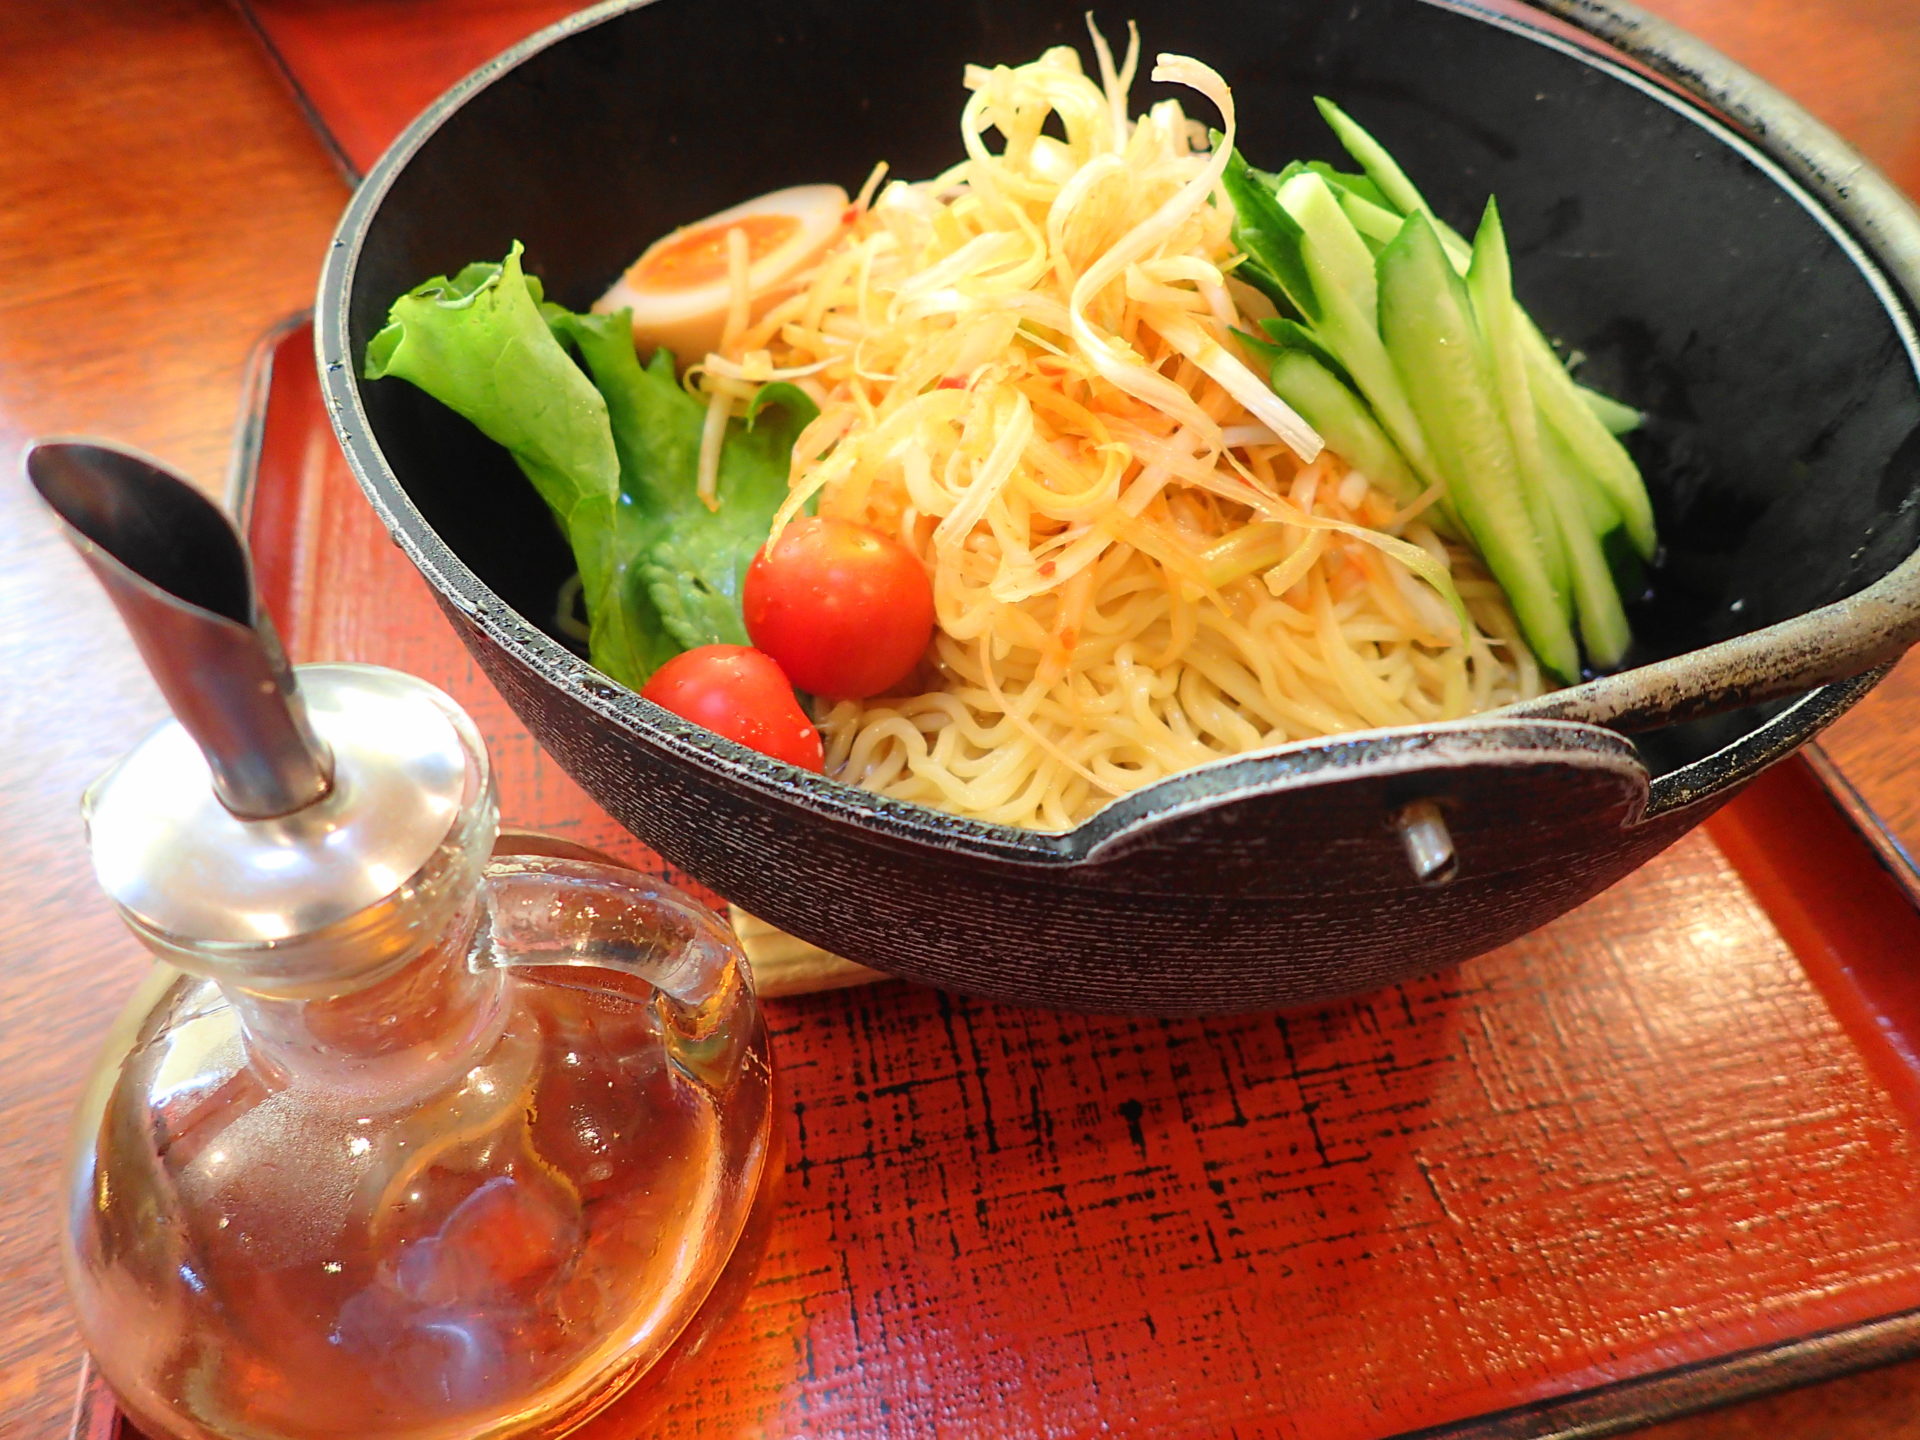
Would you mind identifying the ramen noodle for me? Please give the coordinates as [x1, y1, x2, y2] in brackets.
[690, 30, 1545, 829]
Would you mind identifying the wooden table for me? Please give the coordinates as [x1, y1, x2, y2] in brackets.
[4, 2, 1920, 1437]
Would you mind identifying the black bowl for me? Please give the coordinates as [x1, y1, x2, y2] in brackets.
[319, 0, 1920, 1013]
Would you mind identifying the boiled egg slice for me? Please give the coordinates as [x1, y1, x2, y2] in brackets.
[594, 184, 849, 366]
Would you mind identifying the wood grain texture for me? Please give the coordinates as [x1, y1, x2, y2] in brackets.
[0, 3, 346, 1437]
[239, 0, 580, 175]
[5, 1, 1920, 1437]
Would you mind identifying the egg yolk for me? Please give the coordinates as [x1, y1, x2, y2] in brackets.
[626, 214, 802, 291]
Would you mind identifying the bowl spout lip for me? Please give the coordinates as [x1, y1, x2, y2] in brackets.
[316, 0, 1920, 859]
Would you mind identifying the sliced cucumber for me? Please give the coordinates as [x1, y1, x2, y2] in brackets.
[1467, 199, 1635, 667]
[1223, 148, 1318, 322]
[1542, 454, 1633, 668]
[1314, 97, 1429, 222]
[1524, 328, 1657, 560]
[1224, 109, 1657, 678]
[1378, 211, 1579, 682]
[1311, 275, 1445, 496]
[1267, 349, 1426, 510]
[1305, 161, 1393, 212]
[1257, 318, 1354, 387]
[1538, 420, 1633, 666]
[1277, 171, 1379, 327]
[1332, 187, 1407, 250]
[1553, 416, 1624, 537]
[1229, 147, 1441, 495]
[1467, 199, 1569, 603]
[1542, 414, 1647, 601]
[1577, 383, 1642, 436]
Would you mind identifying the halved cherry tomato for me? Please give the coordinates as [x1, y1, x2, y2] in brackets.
[743, 517, 935, 699]
[640, 645, 823, 771]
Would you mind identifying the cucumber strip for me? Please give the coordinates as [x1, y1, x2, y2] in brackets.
[1305, 161, 1393, 212]
[1424, 190, 1653, 547]
[1378, 211, 1579, 682]
[1233, 259, 1298, 320]
[1315, 97, 1491, 296]
[1267, 349, 1427, 509]
[1543, 417, 1648, 598]
[1261, 155, 1394, 216]
[1270, 103, 1647, 671]
[1310, 274, 1446, 496]
[1277, 171, 1379, 326]
[1257, 318, 1355, 387]
[1224, 148, 1318, 322]
[1553, 416, 1624, 536]
[1577, 383, 1642, 436]
[1523, 328, 1657, 559]
[1466, 199, 1570, 604]
[1540, 436, 1634, 667]
[1259, 323, 1462, 531]
[1231, 325, 1285, 367]
[1434, 221, 1473, 275]
[1333, 188, 1406, 250]
[1403, 169, 1652, 554]
[1313, 70, 1652, 488]
[1314, 97, 1429, 221]
[1230, 144, 1441, 493]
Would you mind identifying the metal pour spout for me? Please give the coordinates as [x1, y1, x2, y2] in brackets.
[27, 440, 333, 820]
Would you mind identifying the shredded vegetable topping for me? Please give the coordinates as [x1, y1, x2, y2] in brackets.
[694, 29, 1544, 829]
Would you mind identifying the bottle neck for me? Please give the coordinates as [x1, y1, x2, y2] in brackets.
[117, 672, 507, 1096]
[226, 892, 505, 1097]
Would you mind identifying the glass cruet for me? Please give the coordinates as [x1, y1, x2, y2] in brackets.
[30, 440, 775, 1440]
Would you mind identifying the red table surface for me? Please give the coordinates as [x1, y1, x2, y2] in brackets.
[64, 3, 1920, 1435]
[236, 0, 580, 176]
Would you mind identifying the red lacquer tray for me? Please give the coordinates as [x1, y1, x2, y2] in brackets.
[71, 1, 1920, 1433]
[69, 309, 1920, 1438]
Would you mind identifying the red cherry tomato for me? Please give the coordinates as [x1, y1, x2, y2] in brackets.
[640, 645, 823, 771]
[743, 517, 935, 699]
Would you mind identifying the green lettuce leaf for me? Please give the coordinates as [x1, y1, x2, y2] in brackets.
[364, 242, 621, 611]
[365, 244, 818, 688]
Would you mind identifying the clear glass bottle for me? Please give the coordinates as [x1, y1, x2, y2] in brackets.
[33, 442, 775, 1440]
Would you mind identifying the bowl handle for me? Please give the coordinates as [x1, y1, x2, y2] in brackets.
[1071, 718, 1654, 903]
[1501, 579, 1920, 732]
